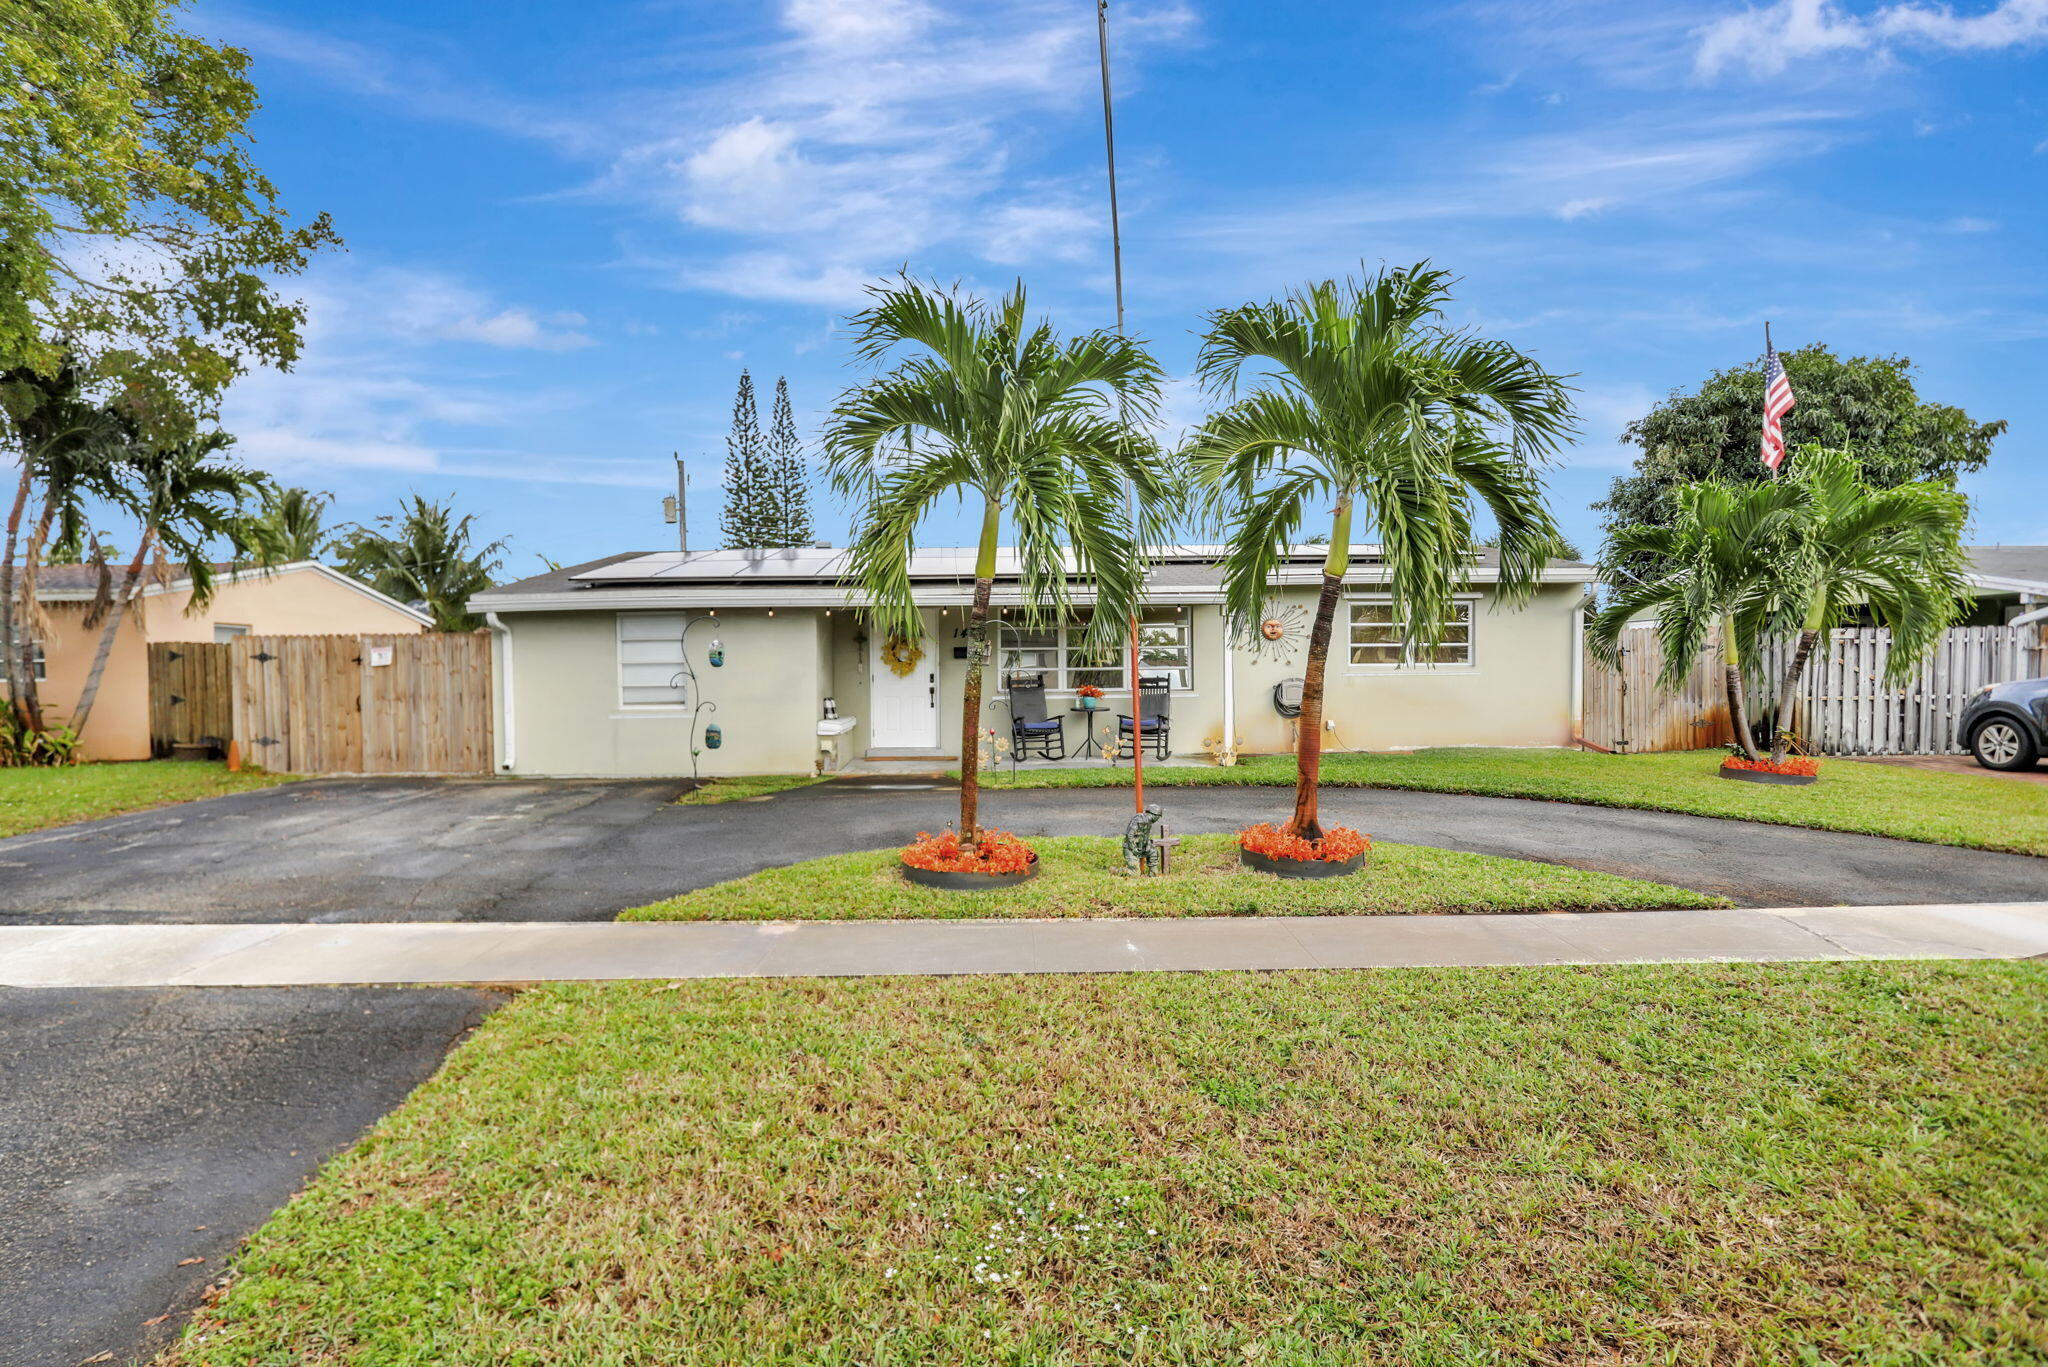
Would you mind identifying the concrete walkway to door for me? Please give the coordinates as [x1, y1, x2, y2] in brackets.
[8, 901, 2047, 987]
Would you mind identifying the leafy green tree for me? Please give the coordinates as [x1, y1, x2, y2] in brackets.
[1758, 446, 1970, 763]
[1598, 345, 2002, 562]
[2, 0, 338, 429]
[824, 277, 1167, 845]
[332, 495, 506, 632]
[72, 433, 262, 734]
[240, 485, 332, 565]
[1188, 265, 1571, 841]
[767, 376, 814, 547]
[1590, 481, 1806, 762]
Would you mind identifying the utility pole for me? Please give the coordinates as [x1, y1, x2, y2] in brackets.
[1097, 0, 1146, 814]
[675, 453, 689, 555]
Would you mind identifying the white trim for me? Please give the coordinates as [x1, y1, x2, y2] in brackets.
[615, 611, 692, 710]
[485, 612, 515, 772]
[1967, 572, 2048, 596]
[471, 568, 1597, 615]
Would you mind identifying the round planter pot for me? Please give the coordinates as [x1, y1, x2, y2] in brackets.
[169, 741, 218, 762]
[1239, 847, 1370, 879]
[1718, 764, 1819, 786]
[902, 854, 1040, 891]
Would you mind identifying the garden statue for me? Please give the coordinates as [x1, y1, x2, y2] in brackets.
[1122, 804, 1166, 875]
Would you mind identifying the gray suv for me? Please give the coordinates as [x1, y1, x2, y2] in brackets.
[1957, 678, 2048, 771]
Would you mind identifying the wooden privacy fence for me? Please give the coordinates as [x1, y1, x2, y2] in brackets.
[1578, 625, 1735, 754]
[1582, 623, 2042, 756]
[147, 642, 234, 755]
[1754, 625, 2041, 756]
[227, 632, 492, 774]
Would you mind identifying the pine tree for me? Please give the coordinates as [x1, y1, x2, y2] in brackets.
[719, 369, 769, 548]
[767, 376, 814, 548]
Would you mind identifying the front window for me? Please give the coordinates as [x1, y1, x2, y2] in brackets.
[213, 624, 249, 643]
[1348, 599, 1474, 668]
[618, 613, 689, 706]
[999, 607, 1193, 691]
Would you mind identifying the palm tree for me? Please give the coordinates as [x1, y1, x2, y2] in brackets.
[1590, 480, 1806, 762]
[240, 485, 332, 565]
[823, 277, 1168, 845]
[72, 434, 263, 734]
[332, 495, 506, 632]
[1187, 265, 1572, 841]
[1760, 446, 1969, 764]
[1, 365, 126, 730]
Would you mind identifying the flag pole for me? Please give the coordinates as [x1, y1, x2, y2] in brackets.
[1097, 0, 1145, 813]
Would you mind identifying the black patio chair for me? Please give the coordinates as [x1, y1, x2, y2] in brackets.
[1007, 671, 1067, 762]
[1117, 674, 1172, 761]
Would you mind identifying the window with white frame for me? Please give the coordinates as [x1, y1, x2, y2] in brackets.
[618, 613, 689, 706]
[213, 624, 249, 643]
[29, 639, 45, 682]
[1347, 598, 1475, 668]
[998, 607, 1193, 691]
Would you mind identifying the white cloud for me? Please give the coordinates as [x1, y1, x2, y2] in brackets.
[1558, 382, 1661, 468]
[1695, 0, 2048, 79]
[1944, 215, 1999, 232]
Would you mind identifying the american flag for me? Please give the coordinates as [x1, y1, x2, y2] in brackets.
[1759, 344, 1796, 472]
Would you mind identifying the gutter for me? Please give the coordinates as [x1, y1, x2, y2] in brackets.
[485, 612, 514, 772]
[1569, 587, 1592, 747]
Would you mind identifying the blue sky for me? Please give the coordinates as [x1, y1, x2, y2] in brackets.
[194, 0, 2048, 574]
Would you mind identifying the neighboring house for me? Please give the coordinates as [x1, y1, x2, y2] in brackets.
[16, 560, 433, 760]
[471, 547, 1597, 778]
[1962, 545, 2048, 626]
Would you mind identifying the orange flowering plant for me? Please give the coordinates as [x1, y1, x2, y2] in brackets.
[902, 828, 1038, 875]
[1238, 822, 1371, 863]
[1721, 755, 1821, 777]
[1075, 684, 1106, 698]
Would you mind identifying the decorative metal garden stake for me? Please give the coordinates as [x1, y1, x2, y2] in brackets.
[669, 615, 727, 781]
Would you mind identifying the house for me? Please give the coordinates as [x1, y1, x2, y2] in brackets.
[19, 560, 433, 760]
[1962, 545, 2048, 626]
[470, 547, 1597, 778]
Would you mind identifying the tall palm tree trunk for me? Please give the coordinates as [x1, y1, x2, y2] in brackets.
[1722, 616, 1761, 761]
[1770, 626, 1822, 765]
[14, 488, 60, 731]
[71, 529, 154, 737]
[957, 499, 1001, 844]
[1287, 499, 1352, 842]
[1, 463, 30, 726]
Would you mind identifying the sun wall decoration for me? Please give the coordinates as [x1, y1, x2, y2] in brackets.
[1230, 602, 1308, 662]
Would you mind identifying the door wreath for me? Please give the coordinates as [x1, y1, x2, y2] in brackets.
[882, 634, 925, 677]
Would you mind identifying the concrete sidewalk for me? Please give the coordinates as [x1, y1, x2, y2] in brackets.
[6, 903, 2047, 987]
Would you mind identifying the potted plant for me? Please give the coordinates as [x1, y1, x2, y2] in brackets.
[901, 827, 1040, 889]
[1238, 822, 1371, 879]
[1718, 750, 1820, 786]
[1076, 683, 1105, 711]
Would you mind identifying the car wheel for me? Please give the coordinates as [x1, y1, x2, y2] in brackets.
[1970, 718, 2039, 771]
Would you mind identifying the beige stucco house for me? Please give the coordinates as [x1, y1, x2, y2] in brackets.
[21, 560, 433, 760]
[471, 547, 1597, 778]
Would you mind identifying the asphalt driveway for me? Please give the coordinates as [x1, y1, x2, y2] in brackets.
[0, 985, 500, 1367]
[2, 775, 2045, 924]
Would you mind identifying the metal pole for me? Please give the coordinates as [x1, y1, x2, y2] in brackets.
[1097, 0, 1144, 811]
[675, 453, 689, 554]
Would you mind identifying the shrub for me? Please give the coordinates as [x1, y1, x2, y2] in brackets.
[1238, 822, 1371, 863]
[902, 828, 1037, 875]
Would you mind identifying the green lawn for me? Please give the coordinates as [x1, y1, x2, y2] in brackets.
[979, 748, 2048, 857]
[0, 760, 292, 839]
[621, 834, 1723, 921]
[677, 773, 830, 804]
[162, 961, 2048, 1365]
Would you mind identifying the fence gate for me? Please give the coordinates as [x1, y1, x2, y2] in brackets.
[147, 641, 233, 755]
[230, 632, 492, 774]
[1578, 625, 1734, 754]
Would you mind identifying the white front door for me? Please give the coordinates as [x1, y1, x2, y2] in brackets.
[869, 626, 941, 750]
